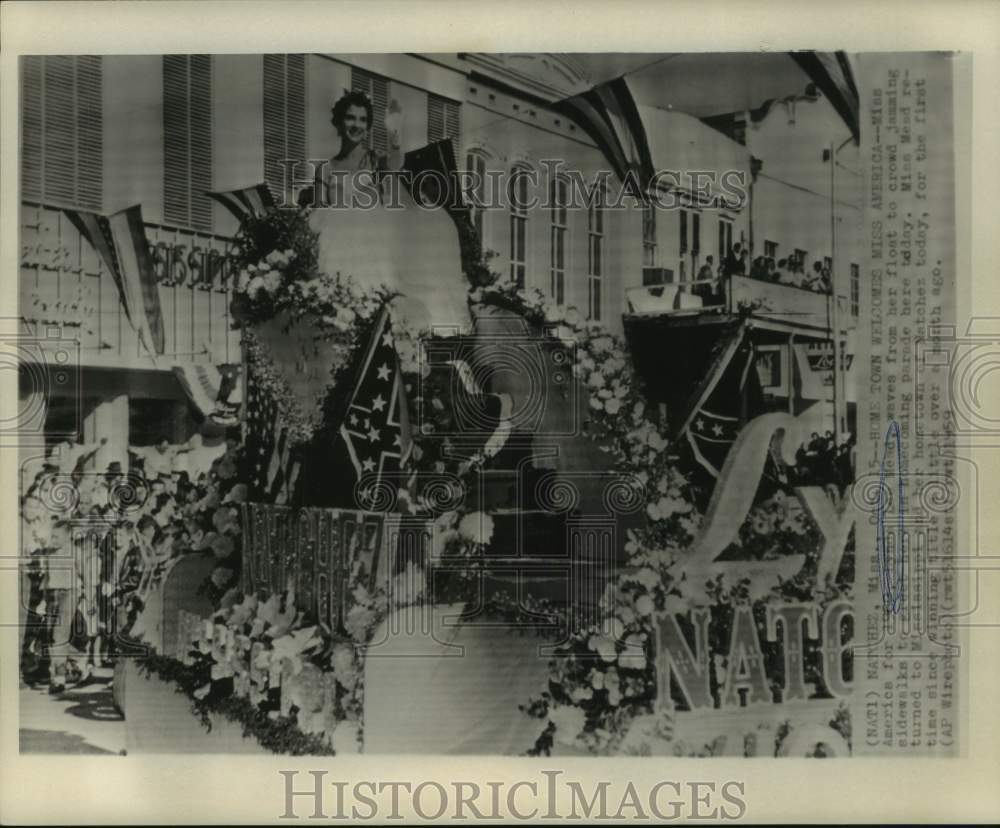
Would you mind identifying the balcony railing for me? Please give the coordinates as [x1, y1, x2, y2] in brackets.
[626, 274, 857, 333]
[19, 201, 242, 368]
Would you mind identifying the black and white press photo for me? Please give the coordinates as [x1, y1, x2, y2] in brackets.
[2, 2, 996, 823]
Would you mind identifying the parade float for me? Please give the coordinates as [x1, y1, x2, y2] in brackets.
[114, 138, 856, 758]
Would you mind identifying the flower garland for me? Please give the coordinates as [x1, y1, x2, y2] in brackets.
[402, 278, 701, 755]
[230, 205, 397, 446]
[462, 279, 854, 757]
[152, 203, 850, 757]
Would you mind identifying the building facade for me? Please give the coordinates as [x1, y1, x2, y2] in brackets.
[18, 52, 860, 477]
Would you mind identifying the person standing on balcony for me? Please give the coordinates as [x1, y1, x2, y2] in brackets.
[724, 242, 742, 277]
[698, 255, 714, 281]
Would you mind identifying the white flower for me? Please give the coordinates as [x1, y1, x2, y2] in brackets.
[344, 603, 376, 641]
[647, 431, 668, 452]
[563, 307, 582, 327]
[589, 397, 604, 411]
[247, 276, 265, 297]
[338, 307, 357, 327]
[605, 398, 622, 415]
[458, 511, 494, 546]
[634, 594, 655, 617]
[237, 270, 251, 292]
[587, 634, 618, 663]
[211, 534, 235, 559]
[635, 568, 659, 589]
[330, 642, 357, 690]
[261, 269, 283, 294]
[391, 563, 425, 607]
[588, 371, 605, 389]
[549, 704, 586, 746]
[591, 336, 613, 354]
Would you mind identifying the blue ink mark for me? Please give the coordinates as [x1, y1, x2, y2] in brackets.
[876, 420, 905, 613]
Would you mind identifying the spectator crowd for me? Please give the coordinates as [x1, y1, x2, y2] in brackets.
[19, 429, 243, 693]
[787, 430, 855, 493]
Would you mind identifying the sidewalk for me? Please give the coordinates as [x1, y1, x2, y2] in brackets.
[19, 668, 126, 755]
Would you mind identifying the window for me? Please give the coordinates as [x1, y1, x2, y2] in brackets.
[824, 255, 833, 272]
[550, 177, 569, 304]
[163, 55, 213, 231]
[679, 209, 701, 280]
[643, 267, 673, 286]
[351, 67, 389, 155]
[642, 203, 657, 267]
[718, 217, 733, 262]
[754, 346, 787, 395]
[764, 239, 778, 259]
[263, 55, 306, 202]
[21, 55, 103, 210]
[465, 151, 488, 244]
[850, 263, 860, 316]
[427, 93, 461, 145]
[509, 166, 530, 287]
[793, 248, 808, 268]
[587, 186, 605, 321]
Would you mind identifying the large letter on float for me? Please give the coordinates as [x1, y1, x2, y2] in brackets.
[685, 411, 826, 586]
[765, 603, 820, 702]
[819, 599, 854, 698]
[722, 605, 772, 707]
[655, 608, 713, 711]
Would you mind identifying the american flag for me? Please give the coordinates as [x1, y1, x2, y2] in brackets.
[244, 361, 301, 505]
[62, 204, 164, 357]
[205, 182, 276, 224]
[337, 304, 413, 504]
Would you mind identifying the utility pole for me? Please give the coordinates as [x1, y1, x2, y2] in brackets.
[827, 136, 854, 443]
[829, 140, 842, 443]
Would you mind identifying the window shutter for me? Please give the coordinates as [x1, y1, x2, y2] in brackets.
[189, 55, 213, 231]
[163, 55, 213, 231]
[427, 92, 461, 145]
[427, 95, 444, 143]
[42, 57, 76, 206]
[263, 54, 306, 199]
[351, 66, 388, 155]
[22, 55, 103, 210]
[21, 57, 43, 202]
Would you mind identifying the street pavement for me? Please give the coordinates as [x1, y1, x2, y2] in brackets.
[19, 667, 126, 755]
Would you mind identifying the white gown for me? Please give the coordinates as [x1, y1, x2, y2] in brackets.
[307, 168, 472, 333]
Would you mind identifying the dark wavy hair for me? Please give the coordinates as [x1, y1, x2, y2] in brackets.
[331, 90, 373, 134]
